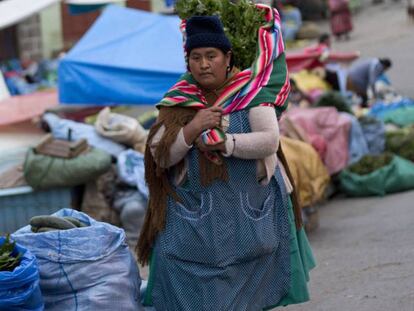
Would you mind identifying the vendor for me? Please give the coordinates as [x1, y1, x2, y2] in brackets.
[346, 57, 392, 106]
[137, 9, 315, 311]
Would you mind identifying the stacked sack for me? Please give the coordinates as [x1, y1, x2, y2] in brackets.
[12, 209, 144, 311]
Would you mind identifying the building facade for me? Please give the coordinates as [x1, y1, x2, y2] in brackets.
[0, 0, 153, 62]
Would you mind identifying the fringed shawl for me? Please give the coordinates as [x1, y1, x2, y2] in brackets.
[137, 5, 294, 265]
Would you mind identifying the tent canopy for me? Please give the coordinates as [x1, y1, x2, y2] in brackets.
[0, 0, 123, 30]
[0, 0, 60, 30]
[58, 5, 186, 105]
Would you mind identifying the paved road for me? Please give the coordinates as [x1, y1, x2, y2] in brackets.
[321, 0, 414, 97]
[282, 3, 414, 310]
[283, 191, 414, 311]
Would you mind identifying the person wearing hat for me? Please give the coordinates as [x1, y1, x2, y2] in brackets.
[138, 11, 315, 311]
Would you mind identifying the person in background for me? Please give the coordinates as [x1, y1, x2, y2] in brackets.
[137, 12, 315, 311]
[288, 78, 312, 107]
[346, 57, 392, 107]
[304, 33, 359, 94]
[304, 33, 332, 67]
[306, 33, 332, 52]
[328, 0, 353, 40]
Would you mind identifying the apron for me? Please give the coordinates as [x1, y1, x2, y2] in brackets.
[147, 110, 291, 311]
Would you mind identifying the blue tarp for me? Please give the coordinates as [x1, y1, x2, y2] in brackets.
[58, 5, 186, 105]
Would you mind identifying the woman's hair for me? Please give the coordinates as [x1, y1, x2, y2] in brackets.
[318, 33, 331, 44]
[379, 58, 392, 69]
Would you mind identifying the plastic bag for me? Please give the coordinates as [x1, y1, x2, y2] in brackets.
[359, 116, 385, 155]
[24, 147, 112, 190]
[12, 209, 144, 311]
[43, 112, 126, 157]
[95, 107, 148, 153]
[0, 237, 44, 311]
[341, 113, 369, 165]
[117, 149, 148, 199]
[113, 190, 147, 249]
[340, 155, 414, 196]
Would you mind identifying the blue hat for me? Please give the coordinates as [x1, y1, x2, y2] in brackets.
[185, 16, 232, 53]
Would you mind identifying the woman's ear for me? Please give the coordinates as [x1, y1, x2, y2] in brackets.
[226, 51, 232, 67]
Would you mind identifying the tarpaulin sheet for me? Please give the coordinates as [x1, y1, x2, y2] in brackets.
[281, 107, 352, 175]
[281, 136, 330, 207]
[286, 51, 359, 73]
[66, 0, 124, 15]
[0, 91, 58, 126]
[0, 0, 59, 30]
[58, 5, 186, 105]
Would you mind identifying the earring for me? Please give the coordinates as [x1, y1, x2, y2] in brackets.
[226, 65, 231, 72]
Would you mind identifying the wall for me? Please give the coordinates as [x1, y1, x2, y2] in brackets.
[0, 25, 19, 61]
[151, 0, 175, 13]
[40, 3, 63, 58]
[126, 0, 152, 11]
[17, 15, 43, 61]
[151, 0, 166, 12]
[61, 4, 101, 50]
[61, 1, 151, 51]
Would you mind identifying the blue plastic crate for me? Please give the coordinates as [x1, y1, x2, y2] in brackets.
[0, 186, 72, 234]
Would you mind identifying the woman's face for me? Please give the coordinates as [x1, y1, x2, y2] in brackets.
[188, 47, 231, 91]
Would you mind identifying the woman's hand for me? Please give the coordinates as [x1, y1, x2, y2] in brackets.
[183, 107, 223, 145]
[192, 107, 223, 133]
[195, 137, 226, 153]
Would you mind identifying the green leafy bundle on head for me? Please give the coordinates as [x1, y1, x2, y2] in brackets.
[175, 0, 266, 70]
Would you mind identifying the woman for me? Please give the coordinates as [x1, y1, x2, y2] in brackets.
[138, 8, 315, 311]
[328, 0, 353, 40]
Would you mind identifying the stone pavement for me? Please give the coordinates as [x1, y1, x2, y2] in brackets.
[281, 3, 414, 310]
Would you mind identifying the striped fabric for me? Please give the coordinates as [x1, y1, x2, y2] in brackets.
[158, 4, 290, 146]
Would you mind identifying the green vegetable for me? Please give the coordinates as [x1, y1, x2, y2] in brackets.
[36, 227, 59, 233]
[359, 115, 379, 125]
[314, 91, 353, 114]
[30, 216, 76, 230]
[30, 215, 89, 233]
[0, 234, 21, 272]
[63, 216, 87, 228]
[175, 0, 266, 70]
[348, 153, 393, 175]
[385, 127, 414, 162]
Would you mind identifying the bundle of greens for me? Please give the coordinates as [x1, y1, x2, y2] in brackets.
[0, 235, 21, 272]
[175, 0, 266, 70]
[348, 152, 393, 175]
[30, 215, 88, 233]
[314, 91, 353, 114]
[385, 128, 414, 162]
[359, 115, 380, 125]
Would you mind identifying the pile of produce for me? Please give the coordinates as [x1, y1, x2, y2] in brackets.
[0, 235, 21, 272]
[175, 0, 266, 70]
[385, 127, 414, 162]
[30, 216, 88, 233]
[359, 115, 380, 125]
[348, 152, 393, 175]
[314, 91, 353, 114]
